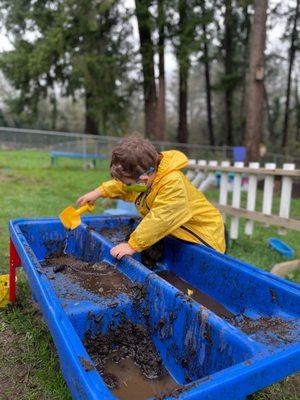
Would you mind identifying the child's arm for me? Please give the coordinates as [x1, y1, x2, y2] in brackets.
[76, 187, 103, 206]
[76, 180, 137, 206]
[128, 173, 192, 252]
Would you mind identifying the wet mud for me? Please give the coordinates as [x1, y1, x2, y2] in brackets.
[84, 318, 181, 400]
[227, 315, 297, 345]
[42, 255, 133, 298]
[158, 271, 233, 319]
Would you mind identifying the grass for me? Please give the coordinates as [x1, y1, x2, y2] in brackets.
[0, 149, 299, 399]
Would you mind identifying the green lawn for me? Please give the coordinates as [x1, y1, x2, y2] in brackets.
[0, 149, 299, 399]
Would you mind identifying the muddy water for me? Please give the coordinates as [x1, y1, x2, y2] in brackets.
[42, 256, 133, 298]
[104, 358, 180, 400]
[157, 271, 233, 318]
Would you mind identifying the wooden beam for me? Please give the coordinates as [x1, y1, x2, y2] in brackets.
[213, 203, 300, 231]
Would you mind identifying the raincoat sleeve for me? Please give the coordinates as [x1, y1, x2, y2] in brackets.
[128, 173, 192, 252]
[99, 180, 137, 202]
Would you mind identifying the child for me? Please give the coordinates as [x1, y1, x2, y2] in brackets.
[76, 136, 226, 259]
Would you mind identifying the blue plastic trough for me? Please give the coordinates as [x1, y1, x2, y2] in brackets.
[9, 216, 300, 400]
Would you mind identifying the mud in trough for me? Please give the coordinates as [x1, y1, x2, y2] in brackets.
[42, 255, 133, 298]
[84, 318, 181, 399]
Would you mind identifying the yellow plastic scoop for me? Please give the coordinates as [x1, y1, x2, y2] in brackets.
[59, 203, 95, 230]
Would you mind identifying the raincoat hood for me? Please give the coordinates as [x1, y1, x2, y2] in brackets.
[154, 150, 188, 183]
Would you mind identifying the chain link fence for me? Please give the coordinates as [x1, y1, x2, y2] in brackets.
[0, 127, 299, 167]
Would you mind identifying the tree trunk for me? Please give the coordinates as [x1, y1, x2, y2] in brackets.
[135, 0, 158, 139]
[177, 66, 189, 143]
[245, 0, 268, 161]
[282, 0, 300, 148]
[296, 77, 300, 141]
[85, 91, 99, 134]
[157, 0, 166, 141]
[177, 0, 189, 144]
[239, 2, 251, 136]
[264, 83, 274, 141]
[202, 22, 215, 146]
[50, 93, 57, 130]
[224, 0, 233, 146]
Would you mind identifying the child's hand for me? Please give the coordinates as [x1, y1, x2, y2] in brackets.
[76, 188, 102, 206]
[110, 243, 136, 260]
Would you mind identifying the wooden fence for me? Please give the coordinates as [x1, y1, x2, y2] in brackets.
[187, 160, 300, 239]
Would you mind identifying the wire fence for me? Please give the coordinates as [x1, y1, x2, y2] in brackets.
[0, 127, 299, 167]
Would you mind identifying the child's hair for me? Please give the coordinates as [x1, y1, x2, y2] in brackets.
[110, 136, 159, 181]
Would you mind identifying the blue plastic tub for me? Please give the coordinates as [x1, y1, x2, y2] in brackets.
[9, 216, 300, 400]
[268, 238, 295, 258]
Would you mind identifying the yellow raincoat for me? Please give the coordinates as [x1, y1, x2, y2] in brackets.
[99, 150, 226, 253]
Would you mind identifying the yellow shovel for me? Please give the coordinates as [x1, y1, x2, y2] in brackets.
[59, 203, 96, 230]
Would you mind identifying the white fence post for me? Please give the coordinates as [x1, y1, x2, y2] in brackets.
[245, 162, 260, 235]
[230, 162, 244, 239]
[262, 163, 276, 225]
[219, 161, 230, 222]
[186, 159, 196, 180]
[278, 163, 295, 235]
[192, 160, 207, 188]
[199, 160, 218, 192]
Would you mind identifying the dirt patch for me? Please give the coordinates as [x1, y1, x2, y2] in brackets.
[227, 316, 297, 345]
[42, 255, 133, 298]
[0, 317, 34, 399]
[84, 318, 181, 399]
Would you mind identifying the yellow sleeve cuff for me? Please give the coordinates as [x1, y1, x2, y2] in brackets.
[128, 237, 143, 253]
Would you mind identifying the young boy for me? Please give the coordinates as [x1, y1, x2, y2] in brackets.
[76, 136, 226, 259]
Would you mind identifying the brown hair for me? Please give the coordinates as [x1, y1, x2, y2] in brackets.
[110, 136, 159, 181]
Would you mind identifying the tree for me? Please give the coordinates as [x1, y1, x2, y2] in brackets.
[245, 0, 268, 161]
[224, 0, 234, 145]
[282, 0, 300, 148]
[135, 0, 158, 139]
[173, 0, 196, 144]
[157, 0, 166, 140]
[0, 0, 134, 134]
[199, 0, 215, 146]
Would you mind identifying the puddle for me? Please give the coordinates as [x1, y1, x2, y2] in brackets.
[104, 358, 179, 400]
[157, 271, 233, 318]
[84, 318, 182, 400]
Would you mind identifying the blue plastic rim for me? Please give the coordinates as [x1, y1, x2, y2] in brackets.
[268, 238, 295, 258]
[9, 216, 300, 400]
